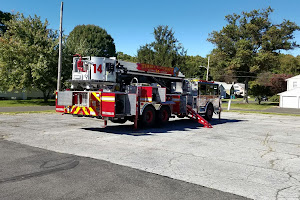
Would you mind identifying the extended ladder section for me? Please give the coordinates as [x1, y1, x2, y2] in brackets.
[186, 105, 213, 128]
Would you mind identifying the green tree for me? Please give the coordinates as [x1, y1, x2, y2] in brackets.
[269, 73, 292, 94]
[182, 55, 207, 78]
[60, 36, 73, 89]
[277, 54, 300, 75]
[0, 10, 12, 34]
[0, 13, 58, 101]
[249, 83, 271, 104]
[208, 7, 300, 103]
[249, 72, 292, 104]
[117, 51, 137, 62]
[137, 25, 186, 69]
[208, 50, 237, 83]
[249, 72, 272, 104]
[66, 25, 116, 57]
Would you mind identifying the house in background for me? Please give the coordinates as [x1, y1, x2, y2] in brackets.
[278, 75, 300, 109]
[286, 75, 300, 91]
[0, 89, 44, 100]
[214, 82, 234, 98]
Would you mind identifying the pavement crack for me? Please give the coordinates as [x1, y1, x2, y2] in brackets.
[275, 186, 293, 200]
[287, 172, 300, 184]
[246, 167, 256, 180]
[261, 132, 274, 158]
[168, 154, 183, 168]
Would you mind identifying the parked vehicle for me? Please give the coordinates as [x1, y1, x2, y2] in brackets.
[255, 96, 268, 102]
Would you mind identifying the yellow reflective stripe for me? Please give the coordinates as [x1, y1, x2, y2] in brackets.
[69, 106, 75, 114]
[140, 97, 152, 102]
[75, 107, 81, 114]
[73, 106, 90, 115]
[89, 107, 96, 116]
[92, 92, 101, 102]
[101, 96, 115, 102]
[82, 107, 89, 115]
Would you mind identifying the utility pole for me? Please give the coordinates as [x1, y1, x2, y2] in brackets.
[57, 2, 63, 92]
[206, 56, 210, 81]
[199, 56, 210, 81]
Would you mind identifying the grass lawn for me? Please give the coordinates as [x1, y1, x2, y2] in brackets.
[0, 110, 56, 115]
[222, 98, 246, 102]
[221, 97, 256, 102]
[222, 109, 300, 116]
[0, 99, 55, 107]
[226, 102, 279, 110]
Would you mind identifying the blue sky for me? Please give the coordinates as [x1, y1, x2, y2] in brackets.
[1, 0, 300, 57]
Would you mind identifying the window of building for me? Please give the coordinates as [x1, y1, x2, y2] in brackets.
[293, 81, 297, 88]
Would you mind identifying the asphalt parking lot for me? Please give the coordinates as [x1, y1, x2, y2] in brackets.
[1, 112, 300, 200]
[0, 140, 245, 200]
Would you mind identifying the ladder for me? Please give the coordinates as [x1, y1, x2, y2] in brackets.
[186, 105, 213, 128]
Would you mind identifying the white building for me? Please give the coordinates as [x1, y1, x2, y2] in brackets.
[286, 75, 300, 91]
[278, 75, 300, 109]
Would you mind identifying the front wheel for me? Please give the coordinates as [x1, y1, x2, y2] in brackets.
[177, 113, 186, 118]
[205, 104, 214, 121]
[141, 106, 156, 127]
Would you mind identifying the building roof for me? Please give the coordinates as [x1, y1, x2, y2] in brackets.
[286, 74, 300, 81]
[214, 82, 234, 90]
[234, 83, 245, 88]
[278, 87, 300, 96]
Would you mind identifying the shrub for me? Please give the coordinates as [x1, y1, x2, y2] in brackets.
[269, 95, 279, 102]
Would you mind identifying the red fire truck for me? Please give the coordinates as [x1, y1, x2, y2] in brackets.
[56, 56, 221, 129]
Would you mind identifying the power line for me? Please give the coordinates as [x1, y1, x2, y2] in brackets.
[233, 71, 258, 74]
[214, 74, 257, 78]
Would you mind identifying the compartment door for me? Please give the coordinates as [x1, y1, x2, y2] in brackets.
[101, 93, 115, 117]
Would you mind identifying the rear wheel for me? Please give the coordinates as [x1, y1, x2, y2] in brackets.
[157, 106, 170, 125]
[205, 104, 214, 121]
[141, 106, 156, 127]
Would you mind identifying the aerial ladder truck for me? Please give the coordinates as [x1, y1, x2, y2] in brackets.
[56, 56, 221, 129]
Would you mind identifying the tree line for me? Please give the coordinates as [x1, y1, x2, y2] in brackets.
[0, 7, 299, 102]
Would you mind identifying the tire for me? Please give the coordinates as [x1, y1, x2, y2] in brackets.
[177, 114, 185, 118]
[141, 106, 156, 127]
[157, 106, 170, 125]
[204, 104, 214, 121]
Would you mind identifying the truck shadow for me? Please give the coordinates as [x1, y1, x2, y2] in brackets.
[209, 118, 243, 125]
[82, 118, 244, 136]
